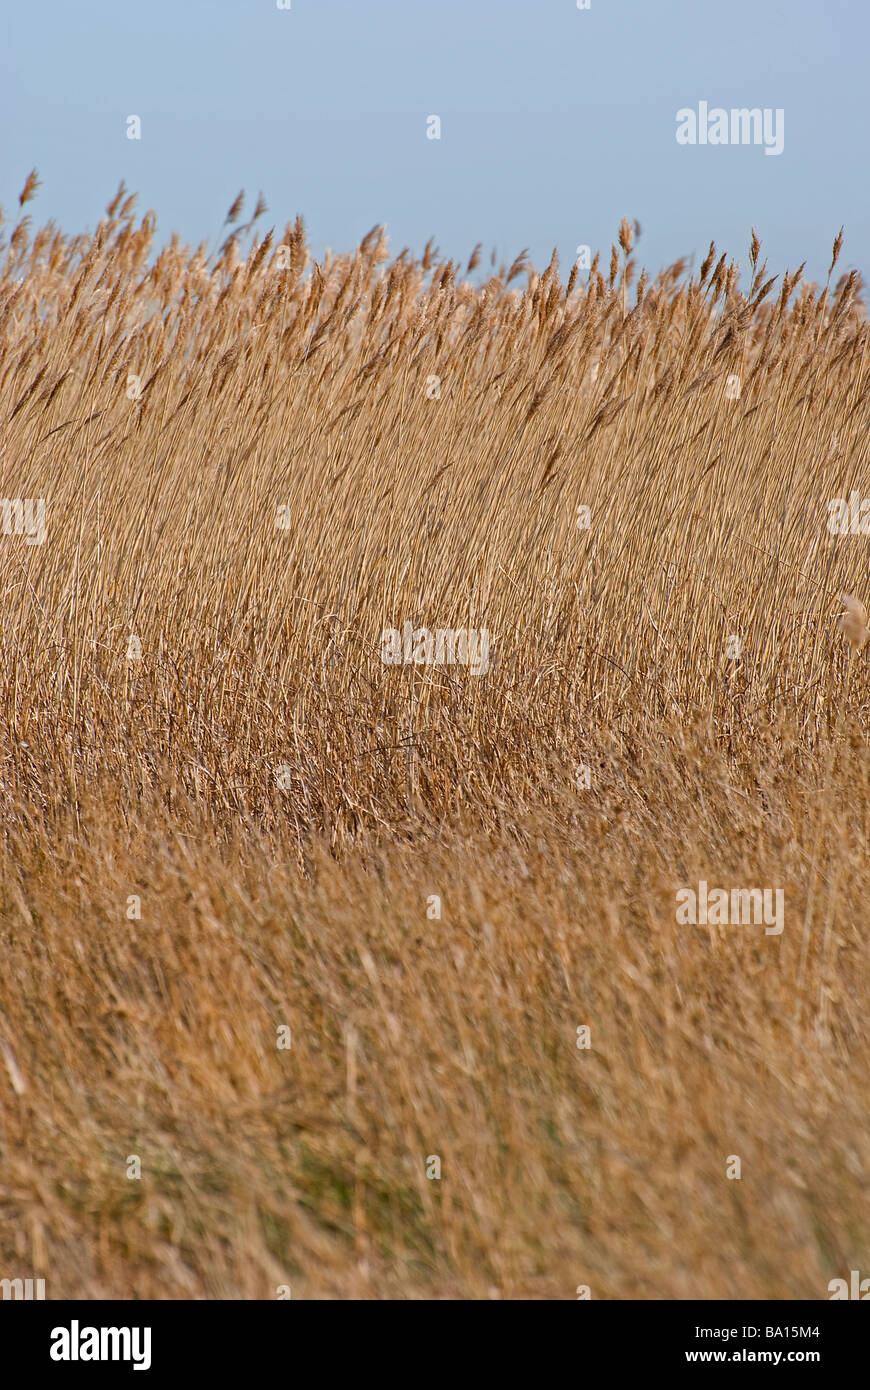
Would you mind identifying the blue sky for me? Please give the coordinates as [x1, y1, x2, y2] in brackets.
[2, 0, 865, 286]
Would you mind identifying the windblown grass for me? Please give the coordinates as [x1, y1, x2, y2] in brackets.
[1, 181, 869, 1297]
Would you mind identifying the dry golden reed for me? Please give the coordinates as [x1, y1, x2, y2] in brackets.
[1, 182, 869, 1298]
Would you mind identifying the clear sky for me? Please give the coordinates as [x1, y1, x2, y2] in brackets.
[2, 0, 866, 287]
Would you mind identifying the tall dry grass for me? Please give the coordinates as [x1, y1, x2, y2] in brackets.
[1, 180, 869, 1298]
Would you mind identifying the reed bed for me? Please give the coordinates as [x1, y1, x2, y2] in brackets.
[1, 181, 868, 1297]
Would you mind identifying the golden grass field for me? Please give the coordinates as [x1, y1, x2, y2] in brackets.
[1, 180, 869, 1298]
